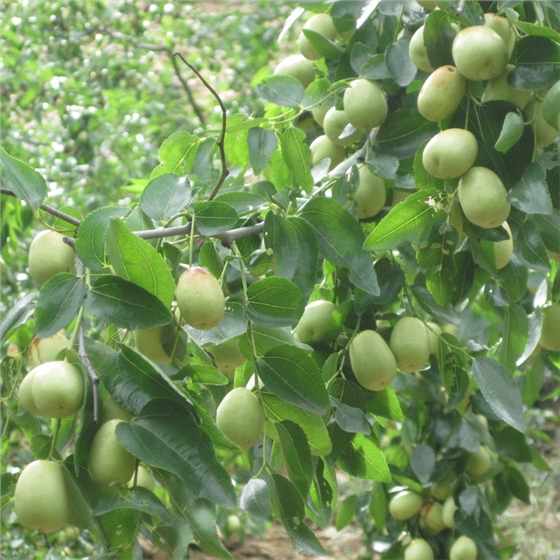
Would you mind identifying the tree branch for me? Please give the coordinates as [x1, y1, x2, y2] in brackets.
[173, 53, 229, 201]
[168, 50, 206, 125]
[214, 222, 265, 248]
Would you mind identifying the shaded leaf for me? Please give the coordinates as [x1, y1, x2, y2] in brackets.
[337, 433, 391, 482]
[507, 163, 553, 215]
[239, 478, 272, 521]
[280, 127, 313, 193]
[194, 201, 239, 235]
[494, 112, 525, 153]
[248, 127, 278, 174]
[0, 293, 35, 343]
[276, 421, 313, 499]
[139, 173, 192, 221]
[509, 36, 560, 90]
[386, 37, 416, 87]
[255, 75, 305, 108]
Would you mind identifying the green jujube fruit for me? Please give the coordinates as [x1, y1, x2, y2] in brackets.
[349, 330, 397, 391]
[390, 317, 430, 373]
[417, 65, 466, 122]
[422, 128, 478, 179]
[355, 165, 386, 219]
[295, 300, 337, 343]
[539, 303, 560, 351]
[389, 490, 424, 520]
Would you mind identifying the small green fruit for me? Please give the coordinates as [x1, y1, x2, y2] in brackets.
[493, 221, 513, 270]
[216, 388, 265, 450]
[88, 419, 136, 487]
[409, 25, 434, 73]
[295, 300, 337, 343]
[133, 465, 155, 492]
[417, 65, 466, 122]
[14, 460, 70, 533]
[443, 496, 458, 529]
[526, 96, 559, 148]
[176, 266, 225, 330]
[539, 303, 560, 351]
[467, 446, 492, 477]
[426, 322, 442, 356]
[420, 501, 446, 534]
[452, 25, 508, 81]
[458, 166, 511, 228]
[18, 369, 41, 415]
[207, 337, 246, 379]
[310, 135, 346, 169]
[133, 326, 172, 364]
[430, 471, 455, 501]
[355, 166, 386, 220]
[26, 333, 70, 370]
[343, 78, 388, 129]
[323, 107, 364, 146]
[390, 317, 430, 373]
[273, 54, 315, 88]
[450, 535, 478, 560]
[30, 361, 84, 418]
[422, 128, 478, 179]
[349, 330, 397, 391]
[404, 538, 434, 560]
[482, 65, 531, 109]
[297, 13, 337, 61]
[28, 230, 75, 285]
[389, 490, 424, 521]
[484, 13, 516, 57]
[103, 395, 133, 422]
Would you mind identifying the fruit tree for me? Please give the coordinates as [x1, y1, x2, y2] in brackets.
[1, 1, 559, 559]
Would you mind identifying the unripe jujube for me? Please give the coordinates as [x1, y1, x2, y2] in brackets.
[417, 65, 466, 122]
[28, 230, 75, 285]
[390, 317, 430, 373]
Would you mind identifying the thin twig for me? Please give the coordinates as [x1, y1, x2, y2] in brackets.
[168, 50, 206, 125]
[1, 189, 82, 226]
[173, 52, 229, 201]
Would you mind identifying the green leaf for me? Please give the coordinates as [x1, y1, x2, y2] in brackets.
[269, 474, 326, 556]
[153, 131, 198, 178]
[509, 36, 560, 90]
[213, 192, 268, 215]
[256, 344, 329, 415]
[99, 345, 191, 415]
[246, 276, 302, 327]
[386, 37, 416, 87]
[509, 213, 550, 270]
[280, 127, 313, 193]
[289, 217, 319, 300]
[515, 20, 560, 43]
[0, 293, 34, 343]
[0, 147, 47, 210]
[263, 394, 332, 457]
[302, 28, 344, 60]
[248, 127, 278, 174]
[94, 487, 168, 519]
[507, 163, 553, 215]
[276, 421, 313, 499]
[330, 396, 371, 434]
[532, 208, 560, 253]
[106, 218, 176, 307]
[300, 197, 379, 295]
[161, 472, 233, 560]
[238, 478, 272, 521]
[35, 274, 87, 338]
[337, 433, 391, 482]
[503, 465, 531, 504]
[410, 444, 436, 485]
[336, 494, 358, 531]
[494, 426, 532, 463]
[187, 301, 248, 346]
[471, 357, 525, 433]
[117, 399, 236, 508]
[264, 212, 298, 281]
[139, 173, 192, 221]
[85, 275, 173, 330]
[75, 207, 128, 271]
[494, 111, 525, 153]
[194, 201, 239, 235]
[366, 387, 404, 422]
[364, 189, 445, 251]
[302, 77, 333, 110]
[542, 80, 560, 128]
[255, 75, 305, 108]
[499, 304, 529, 372]
[374, 109, 439, 159]
[424, 9, 457, 68]
[97, 508, 139, 559]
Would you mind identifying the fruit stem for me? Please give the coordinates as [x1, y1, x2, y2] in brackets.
[49, 418, 62, 459]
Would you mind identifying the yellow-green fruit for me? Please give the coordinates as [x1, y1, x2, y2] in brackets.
[30, 361, 84, 418]
[88, 419, 136, 487]
[422, 128, 478, 179]
[297, 13, 337, 61]
[404, 538, 435, 560]
[295, 300, 337, 343]
[207, 338, 246, 379]
[417, 0, 437, 9]
[526, 97, 559, 148]
[311, 105, 330, 127]
[28, 230, 75, 285]
[310, 135, 346, 169]
[426, 322, 442, 356]
[467, 446, 492, 477]
[323, 107, 364, 146]
[176, 266, 225, 330]
[420, 501, 446, 534]
[449, 199, 464, 238]
[103, 395, 133, 422]
[482, 65, 531, 109]
[443, 496, 458, 529]
[430, 471, 454, 500]
[18, 370, 40, 415]
[417, 65, 466, 122]
[393, 188, 413, 205]
[216, 387, 265, 450]
[390, 317, 430, 373]
[26, 333, 70, 370]
[484, 13, 516, 58]
[450, 536, 478, 560]
[343, 78, 388, 129]
[493, 221, 513, 270]
[134, 466, 155, 492]
[409, 25, 434, 73]
[14, 460, 70, 533]
[540, 303, 560, 351]
[273, 54, 315, 88]
[452, 26, 508, 81]
[133, 327, 172, 364]
[355, 166, 386, 219]
[458, 166, 511, 228]
[389, 490, 424, 520]
[349, 330, 397, 391]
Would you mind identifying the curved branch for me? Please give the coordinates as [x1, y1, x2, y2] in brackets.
[168, 51, 206, 125]
[173, 53, 229, 201]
